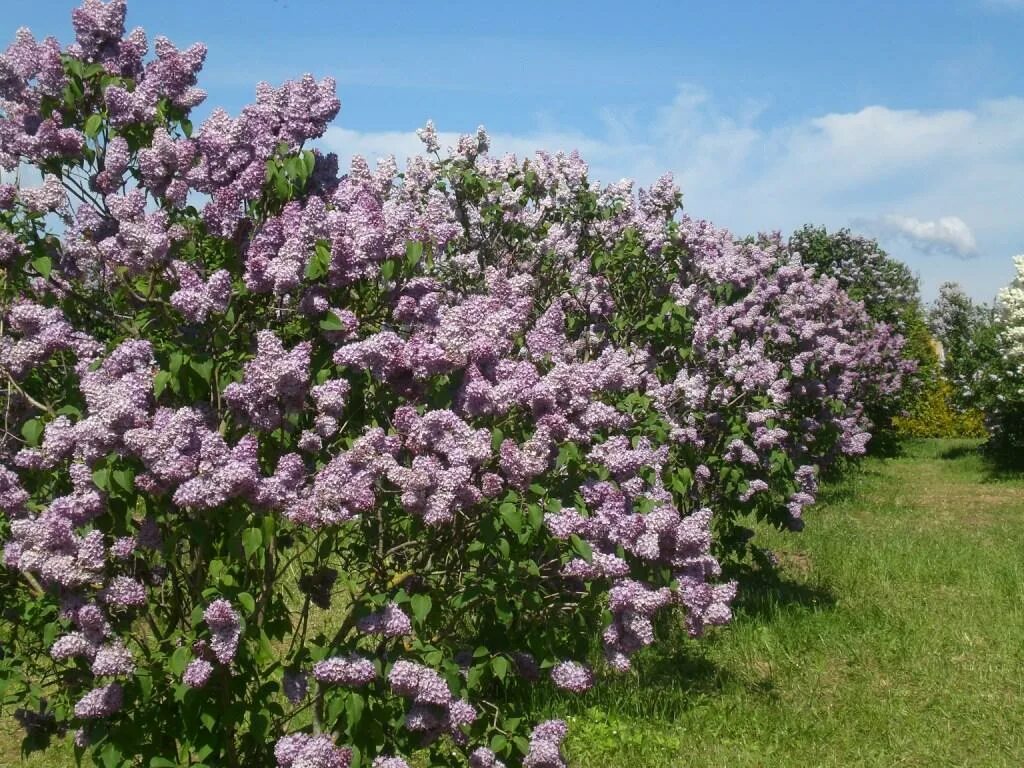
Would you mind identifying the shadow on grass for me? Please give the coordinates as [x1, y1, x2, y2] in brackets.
[938, 444, 978, 461]
[865, 430, 906, 459]
[728, 561, 837, 621]
[548, 566, 834, 721]
[981, 462, 1024, 483]
[814, 479, 862, 506]
[958, 441, 1024, 482]
[812, 463, 885, 507]
[539, 645, 754, 722]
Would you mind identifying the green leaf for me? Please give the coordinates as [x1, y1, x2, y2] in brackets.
[190, 358, 213, 383]
[491, 656, 510, 681]
[84, 113, 103, 138]
[345, 692, 365, 729]
[139, 671, 153, 702]
[64, 58, 84, 77]
[499, 503, 523, 534]
[92, 467, 111, 491]
[274, 172, 290, 199]
[569, 534, 593, 563]
[237, 592, 256, 615]
[319, 311, 346, 332]
[150, 758, 178, 767]
[410, 594, 432, 624]
[528, 503, 545, 531]
[153, 370, 172, 398]
[249, 711, 270, 741]
[20, 418, 44, 447]
[405, 240, 423, 267]
[305, 241, 331, 280]
[256, 630, 275, 665]
[242, 528, 263, 558]
[101, 743, 123, 768]
[670, 467, 693, 493]
[31, 255, 52, 278]
[42, 621, 58, 649]
[112, 468, 134, 493]
[325, 693, 345, 726]
[261, 514, 276, 544]
[301, 150, 316, 178]
[169, 645, 190, 675]
[466, 664, 484, 689]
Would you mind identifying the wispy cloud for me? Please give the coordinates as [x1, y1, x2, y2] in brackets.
[858, 215, 978, 258]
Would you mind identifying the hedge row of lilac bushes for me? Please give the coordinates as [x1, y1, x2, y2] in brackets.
[0, 2, 911, 766]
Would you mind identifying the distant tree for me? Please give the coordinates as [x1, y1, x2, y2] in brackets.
[789, 225, 920, 329]
[977, 257, 1024, 459]
[928, 282, 999, 412]
[998, 257, 1024, 360]
[789, 225, 932, 449]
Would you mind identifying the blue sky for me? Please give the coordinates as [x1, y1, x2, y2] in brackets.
[6, 0, 1024, 302]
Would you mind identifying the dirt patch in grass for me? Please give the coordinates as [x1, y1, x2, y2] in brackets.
[776, 550, 813, 576]
[862, 459, 1024, 530]
[908, 488, 1020, 529]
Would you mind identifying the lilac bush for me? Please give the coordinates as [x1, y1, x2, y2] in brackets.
[428, 160, 912, 552]
[788, 224, 932, 446]
[0, 2, 910, 766]
[966, 259, 1024, 459]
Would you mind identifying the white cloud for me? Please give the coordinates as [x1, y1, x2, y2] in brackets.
[861, 214, 978, 257]
[321, 90, 1024, 300]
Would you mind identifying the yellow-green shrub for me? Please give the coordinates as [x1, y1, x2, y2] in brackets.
[893, 379, 987, 438]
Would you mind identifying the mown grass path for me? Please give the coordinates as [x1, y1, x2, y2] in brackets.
[559, 439, 1024, 767]
[4, 439, 1024, 767]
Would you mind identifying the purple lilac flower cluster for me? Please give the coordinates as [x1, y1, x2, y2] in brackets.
[313, 655, 376, 687]
[203, 599, 241, 664]
[388, 660, 478, 746]
[274, 734, 351, 768]
[523, 720, 569, 768]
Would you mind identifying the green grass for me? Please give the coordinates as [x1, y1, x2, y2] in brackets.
[4, 439, 1024, 767]
[551, 439, 1024, 767]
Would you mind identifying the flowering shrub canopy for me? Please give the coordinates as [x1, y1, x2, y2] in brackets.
[788, 224, 920, 329]
[788, 224, 932, 446]
[0, 2, 910, 766]
[963, 258, 1024, 458]
[998, 257, 1024, 362]
[920, 281, 996, 436]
